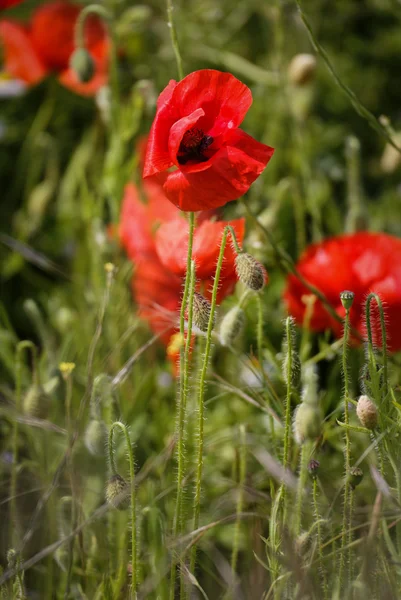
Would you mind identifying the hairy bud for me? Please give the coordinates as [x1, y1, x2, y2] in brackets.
[106, 474, 129, 510]
[307, 459, 320, 479]
[288, 53, 317, 86]
[85, 419, 107, 456]
[235, 253, 267, 291]
[23, 384, 50, 419]
[293, 402, 322, 444]
[192, 292, 214, 332]
[356, 395, 378, 430]
[69, 48, 95, 83]
[219, 306, 245, 346]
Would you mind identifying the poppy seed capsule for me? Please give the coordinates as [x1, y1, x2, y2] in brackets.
[23, 383, 50, 419]
[293, 402, 322, 444]
[84, 419, 107, 456]
[340, 290, 354, 310]
[219, 306, 245, 346]
[192, 292, 214, 332]
[235, 253, 266, 291]
[69, 48, 95, 83]
[106, 474, 130, 510]
[288, 53, 317, 86]
[356, 395, 378, 430]
[348, 466, 364, 489]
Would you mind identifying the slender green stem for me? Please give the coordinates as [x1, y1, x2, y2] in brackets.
[170, 214, 195, 600]
[166, 0, 184, 80]
[108, 422, 138, 597]
[294, 442, 310, 536]
[64, 374, 75, 600]
[348, 487, 355, 584]
[230, 425, 246, 589]
[339, 306, 351, 590]
[12, 341, 37, 548]
[313, 478, 327, 599]
[190, 225, 234, 573]
[281, 317, 294, 524]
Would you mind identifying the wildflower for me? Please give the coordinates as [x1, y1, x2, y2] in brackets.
[0, 1, 109, 96]
[143, 69, 274, 211]
[284, 232, 401, 351]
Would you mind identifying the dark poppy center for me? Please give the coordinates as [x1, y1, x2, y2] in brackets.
[177, 127, 214, 165]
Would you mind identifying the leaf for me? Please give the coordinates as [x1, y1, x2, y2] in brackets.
[336, 420, 371, 434]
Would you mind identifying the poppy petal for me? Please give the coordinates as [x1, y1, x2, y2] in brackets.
[168, 107, 205, 166]
[0, 20, 47, 84]
[162, 129, 274, 211]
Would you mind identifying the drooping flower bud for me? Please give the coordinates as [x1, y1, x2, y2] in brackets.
[69, 48, 95, 83]
[340, 290, 354, 310]
[356, 395, 378, 430]
[85, 419, 107, 456]
[219, 306, 245, 346]
[348, 466, 364, 489]
[307, 459, 320, 479]
[235, 253, 267, 291]
[23, 384, 50, 419]
[106, 474, 129, 510]
[293, 402, 322, 444]
[192, 292, 214, 332]
[288, 54, 317, 86]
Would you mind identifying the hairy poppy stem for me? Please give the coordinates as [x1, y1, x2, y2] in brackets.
[12, 342, 37, 547]
[312, 477, 328, 598]
[339, 303, 351, 591]
[365, 293, 389, 400]
[170, 213, 195, 599]
[190, 225, 233, 575]
[108, 422, 138, 597]
[166, 0, 184, 80]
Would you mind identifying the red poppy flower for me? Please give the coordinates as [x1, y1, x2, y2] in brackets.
[143, 69, 275, 211]
[0, 1, 109, 95]
[284, 232, 401, 352]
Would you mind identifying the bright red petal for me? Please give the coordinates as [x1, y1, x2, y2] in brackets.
[168, 107, 205, 166]
[0, 20, 47, 84]
[162, 129, 274, 211]
[119, 183, 155, 262]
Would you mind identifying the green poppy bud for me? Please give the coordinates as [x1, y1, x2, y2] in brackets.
[307, 459, 320, 479]
[69, 48, 95, 83]
[106, 474, 129, 510]
[356, 395, 378, 430]
[219, 306, 245, 346]
[340, 290, 354, 310]
[192, 292, 214, 332]
[23, 383, 50, 419]
[235, 253, 267, 291]
[293, 402, 322, 444]
[288, 53, 317, 86]
[348, 466, 364, 489]
[85, 419, 107, 456]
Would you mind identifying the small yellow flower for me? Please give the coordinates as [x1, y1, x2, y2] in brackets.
[166, 333, 185, 357]
[59, 362, 76, 379]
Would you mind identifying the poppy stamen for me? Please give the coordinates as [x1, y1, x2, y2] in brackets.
[177, 127, 214, 164]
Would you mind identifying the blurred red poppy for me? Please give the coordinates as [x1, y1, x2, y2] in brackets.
[0, 0, 24, 9]
[143, 69, 275, 211]
[120, 179, 245, 367]
[0, 1, 108, 95]
[284, 232, 401, 351]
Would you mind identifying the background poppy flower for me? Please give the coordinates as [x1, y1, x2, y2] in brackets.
[143, 69, 275, 211]
[119, 179, 245, 366]
[0, 1, 108, 95]
[284, 232, 401, 352]
[0, 0, 24, 10]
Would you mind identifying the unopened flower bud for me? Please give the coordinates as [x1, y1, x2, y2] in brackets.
[356, 395, 378, 430]
[219, 306, 245, 346]
[307, 459, 320, 479]
[192, 292, 214, 332]
[293, 402, 322, 444]
[348, 466, 364, 489]
[235, 253, 267, 291]
[23, 383, 50, 419]
[381, 133, 401, 174]
[340, 290, 354, 310]
[85, 419, 107, 456]
[288, 53, 317, 86]
[69, 48, 95, 83]
[106, 474, 129, 510]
